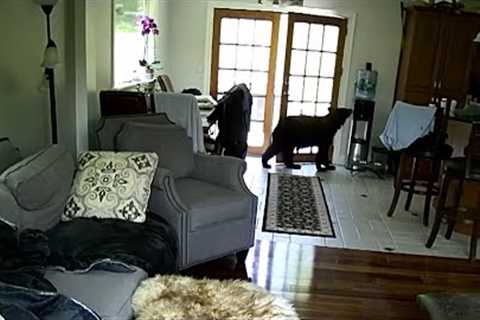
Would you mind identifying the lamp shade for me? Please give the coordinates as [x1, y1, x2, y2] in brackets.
[41, 42, 59, 68]
[474, 32, 480, 43]
[34, 0, 58, 6]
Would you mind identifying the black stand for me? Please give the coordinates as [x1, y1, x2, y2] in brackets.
[45, 68, 58, 144]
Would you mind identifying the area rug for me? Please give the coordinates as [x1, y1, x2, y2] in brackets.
[132, 275, 299, 320]
[263, 173, 335, 237]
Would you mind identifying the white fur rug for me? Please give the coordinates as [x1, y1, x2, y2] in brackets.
[132, 275, 299, 320]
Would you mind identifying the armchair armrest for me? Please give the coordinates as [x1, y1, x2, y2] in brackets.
[152, 168, 187, 212]
[191, 153, 251, 193]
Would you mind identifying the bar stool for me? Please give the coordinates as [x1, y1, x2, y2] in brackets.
[387, 105, 453, 226]
[426, 122, 480, 260]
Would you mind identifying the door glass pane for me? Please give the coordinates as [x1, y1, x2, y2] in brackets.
[316, 103, 330, 116]
[305, 51, 321, 76]
[320, 52, 336, 77]
[288, 76, 304, 101]
[323, 25, 339, 52]
[287, 102, 302, 116]
[254, 20, 272, 46]
[290, 50, 306, 75]
[303, 77, 318, 102]
[238, 19, 255, 44]
[252, 47, 270, 71]
[236, 46, 253, 69]
[317, 78, 334, 102]
[292, 22, 309, 49]
[308, 24, 324, 50]
[220, 18, 238, 44]
[219, 45, 236, 69]
[251, 72, 268, 95]
[235, 70, 251, 88]
[218, 69, 235, 93]
[301, 102, 315, 116]
[252, 97, 266, 121]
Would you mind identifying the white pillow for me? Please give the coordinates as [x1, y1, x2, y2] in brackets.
[63, 151, 159, 223]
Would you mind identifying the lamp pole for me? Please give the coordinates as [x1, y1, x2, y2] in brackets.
[36, 1, 59, 144]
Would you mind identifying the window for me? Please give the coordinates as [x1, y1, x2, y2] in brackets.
[113, 0, 155, 86]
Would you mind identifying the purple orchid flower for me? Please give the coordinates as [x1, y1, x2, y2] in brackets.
[139, 16, 159, 36]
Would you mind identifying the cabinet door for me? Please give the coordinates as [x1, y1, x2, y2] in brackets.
[437, 15, 480, 103]
[397, 9, 442, 105]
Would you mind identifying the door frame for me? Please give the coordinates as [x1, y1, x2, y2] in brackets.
[279, 13, 348, 162]
[209, 8, 280, 155]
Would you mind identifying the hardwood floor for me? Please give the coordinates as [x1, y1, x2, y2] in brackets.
[185, 242, 480, 320]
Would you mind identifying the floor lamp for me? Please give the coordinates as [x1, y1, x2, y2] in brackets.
[35, 0, 59, 144]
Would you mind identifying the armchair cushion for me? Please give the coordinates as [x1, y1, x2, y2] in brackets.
[116, 123, 195, 178]
[175, 178, 252, 232]
[0, 145, 74, 211]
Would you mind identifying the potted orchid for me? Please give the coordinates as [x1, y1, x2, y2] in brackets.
[139, 16, 160, 79]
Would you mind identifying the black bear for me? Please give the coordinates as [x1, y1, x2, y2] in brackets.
[262, 108, 352, 171]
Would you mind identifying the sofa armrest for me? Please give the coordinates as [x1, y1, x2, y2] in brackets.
[191, 153, 251, 193]
[149, 167, 188, 268]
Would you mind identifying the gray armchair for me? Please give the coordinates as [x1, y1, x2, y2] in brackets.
[116, 122, 258, 269]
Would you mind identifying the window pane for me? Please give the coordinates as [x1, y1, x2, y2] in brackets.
[288, 76, 303, 101]
[320, 52, 336, 77]
[254, 20, 272, 46]
[308, 24, 324, 50]
[323, 25, 339, 52]
[317, 78, 334, 102]
[220, 18, 238, 44]
[248, 121, 264, 147]
[251, 96, 266, 121]
[305, 51, 321, 76]
[287, 102, 302, 116]
[219, 44, 236, 69]
[303, 77, 318, 102]
[251, 72, 268, 95]
[252, 47, 270, 71]
[290, 50, 306, 75]
[292, 22, 309, 49]
[316, 103, 331, 116]
[236, 46, 253, 70]
[238, 19, 255, 45]
[218, 69, 235, 93]
[113, 0, 148, 85]
[235, 70, 251, 88]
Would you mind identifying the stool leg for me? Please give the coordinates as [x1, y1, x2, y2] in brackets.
[423, 159, 441, 226]
[445, 178, 464, 240]
[426, 175, 450, 248]
[388, 155, 406, 217]
[469, 219, 479, 261]
[405, 158, 418, 211]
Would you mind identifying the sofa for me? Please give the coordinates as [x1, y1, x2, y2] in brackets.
[0, 139, 175, 320]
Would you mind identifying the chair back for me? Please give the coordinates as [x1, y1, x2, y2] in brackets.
[99, 91, 150, 116]
[157, 74, 175, 92]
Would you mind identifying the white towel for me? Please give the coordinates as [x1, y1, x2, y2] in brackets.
[154, 93, 206, 153]
[380, 101, 436, 151]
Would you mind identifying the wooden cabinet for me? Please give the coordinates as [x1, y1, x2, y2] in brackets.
[396, 7, 480, 106]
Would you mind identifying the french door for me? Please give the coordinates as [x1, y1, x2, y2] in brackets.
[280, 13, 347, 161]
[210, 9, 280, 155]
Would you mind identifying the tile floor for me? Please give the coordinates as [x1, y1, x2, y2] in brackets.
[244, 156, 475, 259]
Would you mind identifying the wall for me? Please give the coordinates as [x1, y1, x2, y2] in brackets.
[0, 0, 73, 156]
[166, 0, 403, 162]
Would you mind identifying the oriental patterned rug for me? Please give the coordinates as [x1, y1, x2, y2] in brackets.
[263, 173, 335, 237]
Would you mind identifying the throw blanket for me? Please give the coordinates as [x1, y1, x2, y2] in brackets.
[47, 215, 177, 276]
[380, 101, 436, 151]
[0, 222, 99, 320]
[154, 92, 206, 153]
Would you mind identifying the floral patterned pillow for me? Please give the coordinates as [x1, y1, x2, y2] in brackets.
[63, 151, 159, 223]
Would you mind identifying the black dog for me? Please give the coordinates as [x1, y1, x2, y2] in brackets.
[262, 108, 352, 171]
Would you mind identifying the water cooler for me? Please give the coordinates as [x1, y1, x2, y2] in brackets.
[346, 63, 378, 171]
